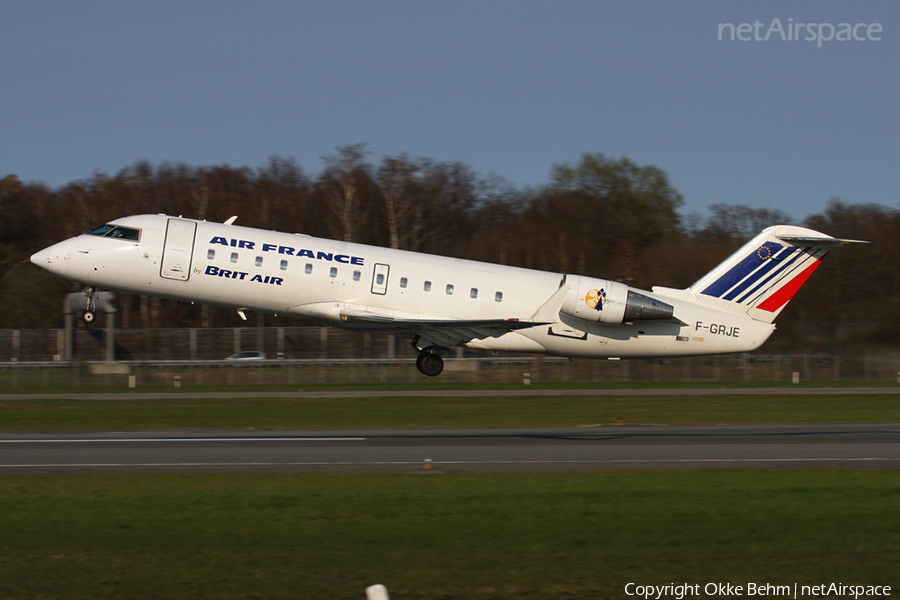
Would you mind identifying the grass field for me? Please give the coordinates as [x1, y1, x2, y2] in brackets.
[5, 379, 900, 395]
[1, 470, 898, 599]
[1, 393, 898, 430]
[2, 386, 897, 599]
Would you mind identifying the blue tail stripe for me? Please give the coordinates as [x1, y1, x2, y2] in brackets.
[723, 246, 798, 301]
[735, 247, 807, 304]
[701, 242, 783, 299]
[721, 252, 782, 301]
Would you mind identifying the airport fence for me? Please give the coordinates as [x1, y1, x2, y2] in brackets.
[0, 327, 898, 388]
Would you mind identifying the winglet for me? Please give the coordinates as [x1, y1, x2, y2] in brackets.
[531, 285, 570, 323]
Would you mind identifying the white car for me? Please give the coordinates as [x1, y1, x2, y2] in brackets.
[224, 351, 266, 361]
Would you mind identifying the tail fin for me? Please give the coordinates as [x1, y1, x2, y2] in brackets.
[686, 225, 866, 324]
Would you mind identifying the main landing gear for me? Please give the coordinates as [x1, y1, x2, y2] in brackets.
[416, 351, 444, 377]
[412, 336, 444, 377]
[82, 286, 97, 323]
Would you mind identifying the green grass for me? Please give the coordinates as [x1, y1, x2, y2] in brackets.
[0, 471, 897, 599]
[4, 379, 900, 395]
[1, 393, 899, 430]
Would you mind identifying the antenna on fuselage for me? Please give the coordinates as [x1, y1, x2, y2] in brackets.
[224, 216, 238, 225]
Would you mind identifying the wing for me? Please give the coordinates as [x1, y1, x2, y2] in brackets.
[339, 309, 549, 348]
[337, 284, 571, 349]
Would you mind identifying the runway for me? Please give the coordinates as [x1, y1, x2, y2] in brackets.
[2, 423, 898, 474]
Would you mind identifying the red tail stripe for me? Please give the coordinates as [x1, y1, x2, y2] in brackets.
[756, 259, 821, 313]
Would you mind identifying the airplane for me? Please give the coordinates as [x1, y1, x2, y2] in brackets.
[30, 214, 864, 376]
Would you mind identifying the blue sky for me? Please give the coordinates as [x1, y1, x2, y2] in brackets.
[2, 0, 897, 222]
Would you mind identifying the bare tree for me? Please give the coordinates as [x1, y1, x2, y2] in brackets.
[377, 154, 424, 250]
[256, 155, 309, 231]
[189, 168, 211, 221]
[319, 144, 374, 243]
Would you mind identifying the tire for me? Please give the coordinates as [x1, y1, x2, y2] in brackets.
[416, 352, 443, 377]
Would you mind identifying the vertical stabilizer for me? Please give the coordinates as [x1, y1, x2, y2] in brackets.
[688, 225, 865, 324]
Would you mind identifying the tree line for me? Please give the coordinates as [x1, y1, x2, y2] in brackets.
[1, 146, 896, 349]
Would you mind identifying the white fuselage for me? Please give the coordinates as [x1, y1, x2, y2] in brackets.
[32, 214, 775, 359]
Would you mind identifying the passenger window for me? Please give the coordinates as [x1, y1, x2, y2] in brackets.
[255, 256, 263, 267]
[330, 267, 337, 278]
[353, 270, 361, 281]
[400, 277, 408, 288]
[470, 288, 478, 299]
[305, 264, 313, 274]
[207, 249, 215, 260]
[230, 252, 238, 263]
[446, 284, 454, 295]
[495, 291, 503, 302]
[376, 273, 385, 285]
[280, 260, 288, 271]
[424, 281, 432, 292]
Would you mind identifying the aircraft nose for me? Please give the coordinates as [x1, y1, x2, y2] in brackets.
[30, 240, 69, 274]
[30, 247, 52, 268]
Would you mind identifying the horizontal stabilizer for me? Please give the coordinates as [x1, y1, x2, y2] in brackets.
[776, 234, 869, 248]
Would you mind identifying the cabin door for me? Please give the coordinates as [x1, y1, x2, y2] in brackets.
[371, 263, 390, 295]
[160, 219, 197, 281]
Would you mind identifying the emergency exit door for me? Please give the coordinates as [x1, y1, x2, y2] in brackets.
[371, 263, 390, 295]
[160, 219, 197, 280]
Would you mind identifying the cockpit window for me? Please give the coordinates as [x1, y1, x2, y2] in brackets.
[87, 224, 116, 236]
[87, 224, 141, 241]
[109, 227, 140, 240]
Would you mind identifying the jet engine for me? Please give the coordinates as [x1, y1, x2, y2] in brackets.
[560, 275, 675, 324]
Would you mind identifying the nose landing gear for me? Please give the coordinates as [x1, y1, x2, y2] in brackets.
[82, 286, 97, 323]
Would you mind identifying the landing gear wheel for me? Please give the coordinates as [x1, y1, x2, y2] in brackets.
[81, 286, 97, 324]
[416, 352, 444, 377]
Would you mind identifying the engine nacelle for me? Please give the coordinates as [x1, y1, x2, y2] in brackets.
[560, 275, 675, 324]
